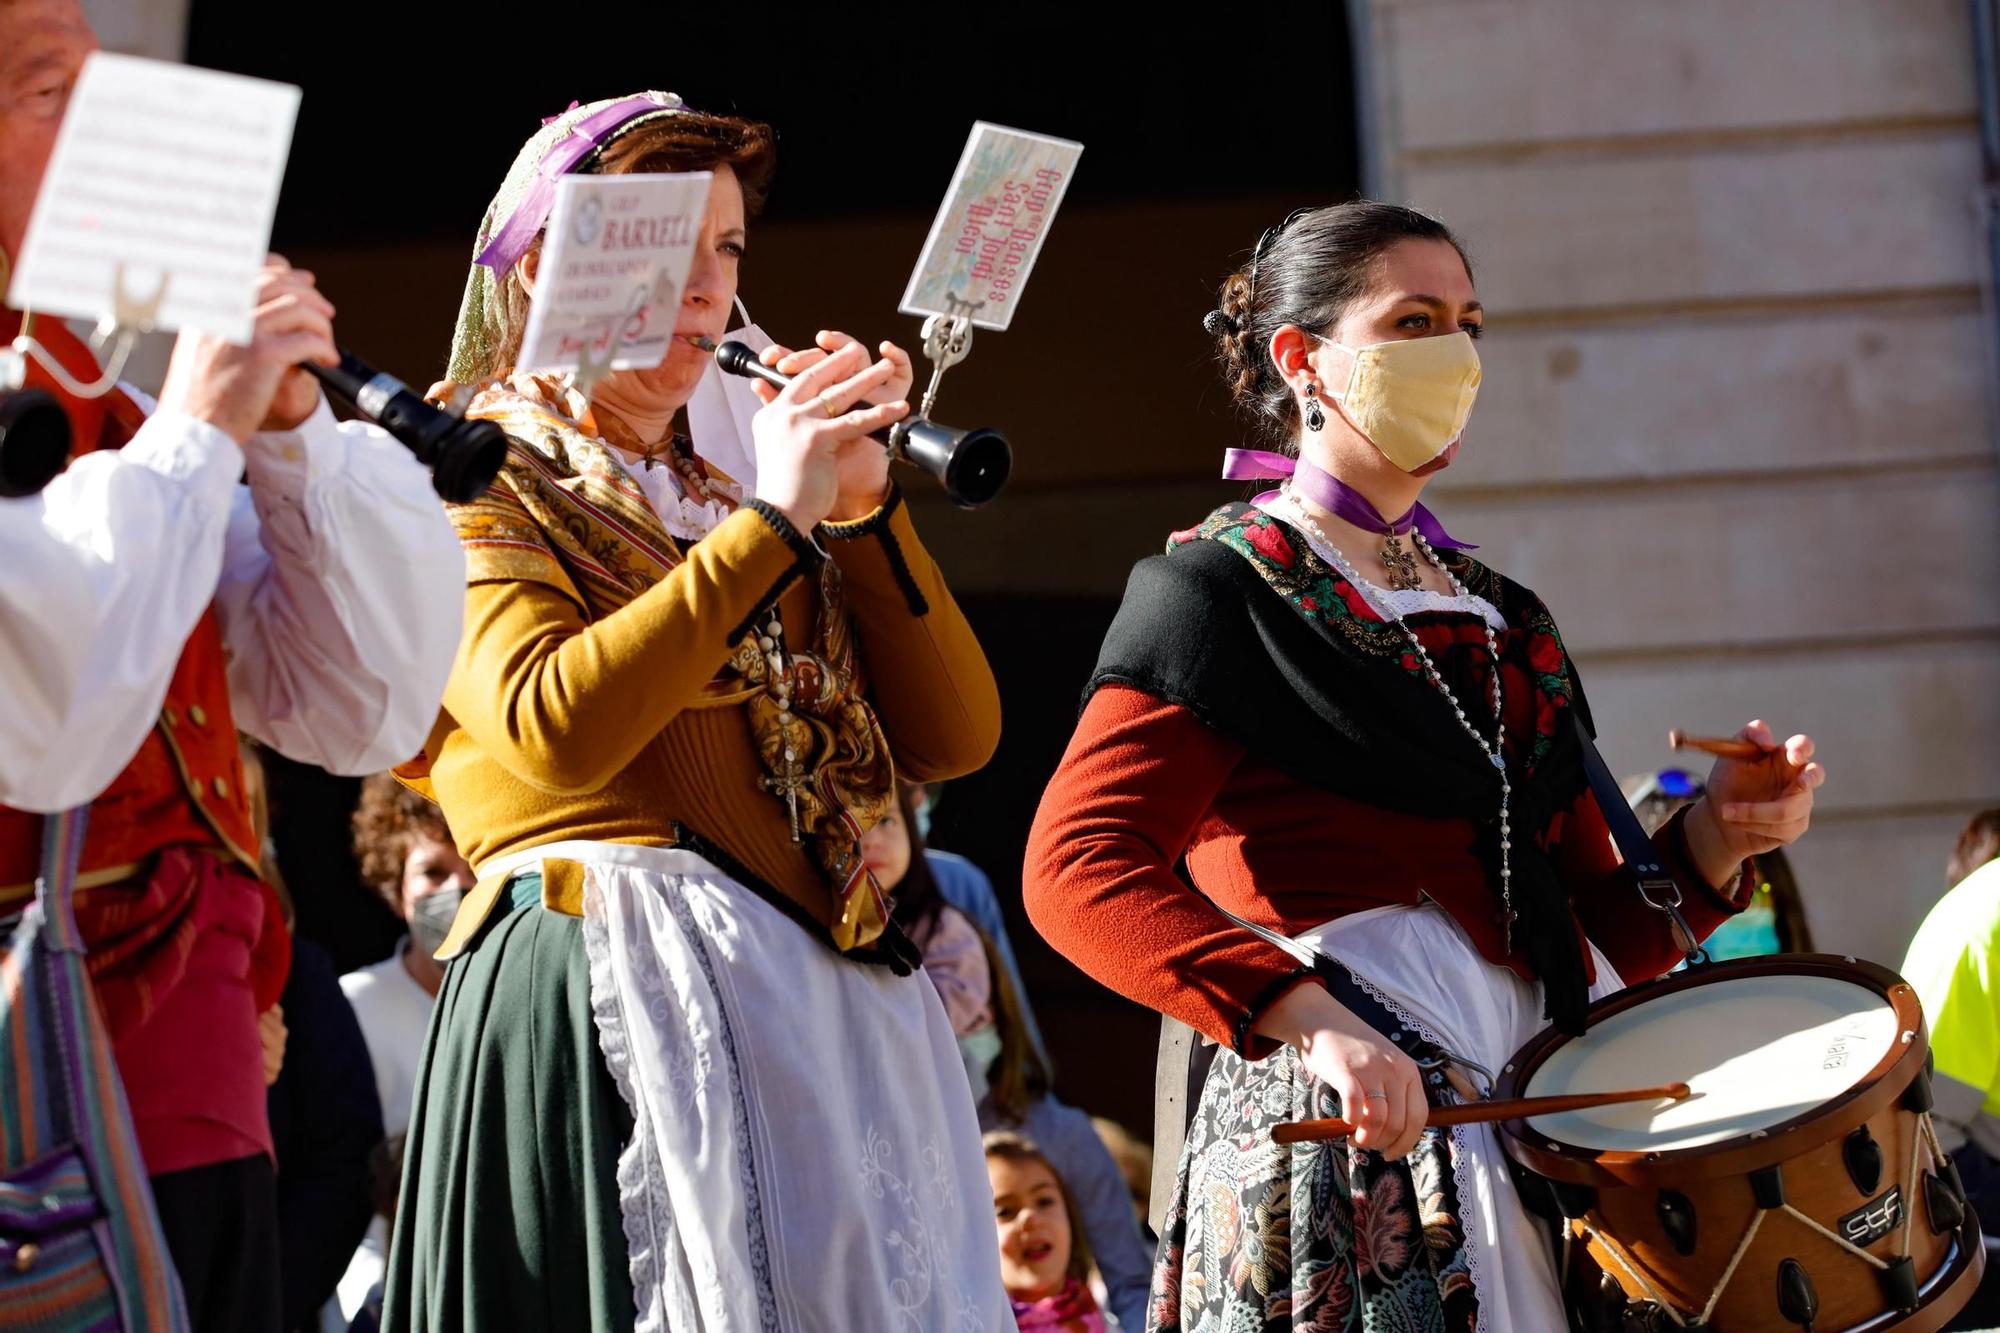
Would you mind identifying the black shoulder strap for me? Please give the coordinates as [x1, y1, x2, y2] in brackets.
[1573, 718, 1706, 967]
[1147, 899, 1462, 1234]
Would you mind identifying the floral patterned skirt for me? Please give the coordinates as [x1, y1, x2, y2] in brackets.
[1150, 1042, 1478, 1333]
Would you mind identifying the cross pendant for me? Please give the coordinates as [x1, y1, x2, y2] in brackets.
[1381, 535, 1422, 591]
[762, 770, 804, 842]
[1501, 907, 1516, 956]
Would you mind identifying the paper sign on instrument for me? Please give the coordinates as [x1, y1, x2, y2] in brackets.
[516, 172, 714, 376]
[899, 123, 1082, 332]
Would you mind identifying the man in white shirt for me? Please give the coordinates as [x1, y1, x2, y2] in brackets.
[0, 5, 467, 1327]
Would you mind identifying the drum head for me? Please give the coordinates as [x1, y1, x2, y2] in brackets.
[1523, 971, 1902, 1152]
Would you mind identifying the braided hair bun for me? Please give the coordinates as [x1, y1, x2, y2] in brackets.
[1207, 271, 1257, 404]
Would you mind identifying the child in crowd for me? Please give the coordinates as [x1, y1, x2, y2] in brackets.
[986, 1133, 1108, 1333]
[863, 785, 1154, 1328]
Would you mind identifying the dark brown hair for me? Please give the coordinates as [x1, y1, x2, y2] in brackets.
[983, 1131, 1093, 1284]
[352, 773, 451, 914]
[886, 782, 949, 944]
[1949, 809, 2000, 887]
[981, 927, 1051, 1125]
[1210, 200, 1472, 448]
[476, 110, 777, 381]
[592, 113, 776, 211]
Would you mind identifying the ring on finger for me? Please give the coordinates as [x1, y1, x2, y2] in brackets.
[1365, 1090, 1390, 1101]
[817, 391, 839, 419]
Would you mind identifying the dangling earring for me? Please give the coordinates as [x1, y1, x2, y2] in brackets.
[1302, 381, 1326, 433]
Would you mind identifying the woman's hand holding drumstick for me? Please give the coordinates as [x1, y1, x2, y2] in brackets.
[1255, 983, 1430, 1161]
[1670, 720, 1827, 890]
[1272, 1082, 1693, 1145]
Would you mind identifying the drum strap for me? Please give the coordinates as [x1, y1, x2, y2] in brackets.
[1148, 722, 1703, 1232]
[1148, 906, 1459, 1234]
[1575, 720, 1708, 968]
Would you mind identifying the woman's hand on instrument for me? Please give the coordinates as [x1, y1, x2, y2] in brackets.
[762, 332, 915, 407]
[749, 339, 908, 532]
[760, 332, 908, 521]
[1257, 981, 1428, 1160]
[1685, 719, 1825, 886]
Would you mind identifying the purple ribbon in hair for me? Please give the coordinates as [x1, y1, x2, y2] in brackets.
[1222, 449, 1475, 550]
[475, 92, 687, 276]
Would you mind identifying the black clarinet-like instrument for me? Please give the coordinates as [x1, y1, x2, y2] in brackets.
[305, 350, 506, 503]
[0, 387, 70, 498]
[711, 339, 1011, 509]
[1, 349, 506, 503]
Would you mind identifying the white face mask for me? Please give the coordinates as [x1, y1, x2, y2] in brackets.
[1313, 330, 1483, 472]
[682, 294, 767, 487]
[959, 1025, 1003, 1104]
[407, 887, 466, 959]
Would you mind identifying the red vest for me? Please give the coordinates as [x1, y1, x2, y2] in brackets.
[0, 309, 259, 891]
[0, 310, 290, 1172]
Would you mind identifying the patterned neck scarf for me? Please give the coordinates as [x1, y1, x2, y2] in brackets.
[441, 372, 899, 952]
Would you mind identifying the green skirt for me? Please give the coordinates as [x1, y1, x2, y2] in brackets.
[381, 875, 637, 1332]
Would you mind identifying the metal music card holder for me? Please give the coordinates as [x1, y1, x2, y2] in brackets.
[0, 264, 172, 497]
[0, 262, 169, 400]
[888, 296, 976, 462]
[569, 286, 651, 398]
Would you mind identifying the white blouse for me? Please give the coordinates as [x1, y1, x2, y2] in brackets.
[604, 444, 739, 545]
[1, 392, 467, 811]
[1257, 491, 1506, 631]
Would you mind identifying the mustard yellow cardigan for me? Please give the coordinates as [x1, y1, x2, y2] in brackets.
[414, 491, 1001, 957]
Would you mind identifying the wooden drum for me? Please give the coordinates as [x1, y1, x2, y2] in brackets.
[1499, 955, 1983, 1331]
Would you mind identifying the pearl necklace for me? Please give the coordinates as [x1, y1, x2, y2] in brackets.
[755, 612, 804, 842]
[1282, 491, 1517, 952]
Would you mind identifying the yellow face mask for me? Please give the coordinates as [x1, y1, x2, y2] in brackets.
[1317, 330, 1482, 472]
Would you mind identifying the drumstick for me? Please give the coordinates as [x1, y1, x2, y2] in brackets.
[1270, 1082, 1692, 1144]
[1667, 730, 1769, 761]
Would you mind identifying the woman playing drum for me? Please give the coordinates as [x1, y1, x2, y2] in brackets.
[1023, 201, 1823, 1330]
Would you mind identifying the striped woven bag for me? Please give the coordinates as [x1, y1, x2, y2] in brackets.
[0, 808, 187, 1330]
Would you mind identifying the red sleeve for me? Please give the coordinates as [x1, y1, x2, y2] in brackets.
[1561, 792, 1752, 985]
[1023, 684, 1314, 1056]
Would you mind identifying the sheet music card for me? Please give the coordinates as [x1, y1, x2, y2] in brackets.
[900, 123, 1083, 332]
[6, 52, 299, 345]
[516, 172, 713, 376]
